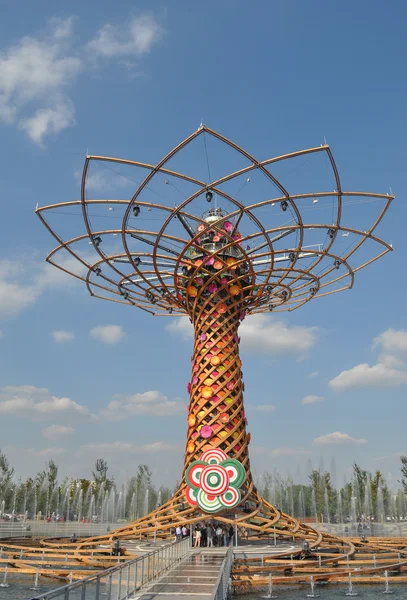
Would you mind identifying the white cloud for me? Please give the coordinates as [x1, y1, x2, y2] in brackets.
[166, 315, 318, 356]
[0, 18, 80, 144]
[251, 446, 311, 457]
[0, 21, 80, 103]
[36, 447, 66, 456]
[42, 424, 75, 440]
[0, 279, 39, 316]
[74, 167, 134, 193]
[50, 17, 75, 40]
[308, 371, 319, 378]
[165, 317, 192, 339]
[79, 441, 178, 454]
[19, 96, 75, 146]
[253, 404, 276, 413]
[329, 328, 407, 391]
[0, 256, 86, 319]
[0, 260, 41, 316]
[0, 14, 163, 145]
[271, 446, 311, 457]
[0, 385, 94, 422]
[88, 14, 163, 58]
[301, 394, 324, 405]
[240, 315, 318, 355]
[373, 329, 407, 357]
[3, 444, 66, 458]
[51, 330, 75, 343]
[375, 452, 405, 463]
[249, 446, 267, 456]
[329, 362, 407, 391]
[101, 390, 185, 420]
[313, 432, 367, 446]
[90, 324, 125, 344]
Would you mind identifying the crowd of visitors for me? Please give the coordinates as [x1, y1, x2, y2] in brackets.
[176, 523, 234, 547]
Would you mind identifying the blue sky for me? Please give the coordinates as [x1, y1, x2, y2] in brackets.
[0, 1, 406, 489]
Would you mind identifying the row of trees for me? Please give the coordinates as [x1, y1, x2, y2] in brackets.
[0, 452, 173, 521]
[1, 449, 407, 522]
[258, 459, 407, 522]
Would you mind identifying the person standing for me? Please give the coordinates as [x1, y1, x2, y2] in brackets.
[112, 537, 121, 556]
[207, 523, 213, 547]
[216, 525, 223, 547]
[182, 525, 188, 538]
[176, 525, 181, 541]
[229, 525, 234, 545]
[223, 529, 228, 547]
[200, 524, 207, 547]
[194, 526, 202, 547]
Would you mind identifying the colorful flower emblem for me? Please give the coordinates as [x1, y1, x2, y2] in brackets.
[185, 448, 245, 513]
[200, 425, 213, 439]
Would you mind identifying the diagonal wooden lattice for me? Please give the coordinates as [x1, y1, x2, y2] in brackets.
[183, 255, 251, 481]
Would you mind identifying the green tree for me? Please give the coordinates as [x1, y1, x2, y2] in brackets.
[340, 482, 352, 519]
[14, 478, 26, 514]
[159, 486, 172, 506]
[353, 462, 368, 516]
[35, 470, 46, 488]
[309, 470, 336, 521]
[262, 473, 273, 503]
[125, 465, 152, 518]
[399, 455, 407, 494]
[370, 470, 385, 512]
[46, 460, 59, 490]
[92, 458, 114, 493]
[309, 470, 325, 519]
[0, 450, 14, 509]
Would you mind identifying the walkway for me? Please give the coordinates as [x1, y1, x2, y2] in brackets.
[131, 548, 228, 599]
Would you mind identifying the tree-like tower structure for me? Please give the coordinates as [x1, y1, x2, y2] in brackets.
[36, 125, 393, 542]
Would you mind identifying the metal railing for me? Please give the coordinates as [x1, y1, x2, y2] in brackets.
[0, 521, 126, 539]
[30, 536, 191, 600]
[211, 544, 233, 600]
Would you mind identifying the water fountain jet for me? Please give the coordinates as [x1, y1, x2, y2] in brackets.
[345, 572, 358, 596]
[383, 570, 393, 594]
[261, 573, 278, 598]
[306, 575, 320, 598]
[30, 569, 40, 591]
[0, 566, 9, 588]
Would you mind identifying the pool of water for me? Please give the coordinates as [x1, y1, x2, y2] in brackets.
[0, 580, 406, 600]
[241, 584, 405, 600]
[0, 582, 53, 600]
[0, 577, 97, 600]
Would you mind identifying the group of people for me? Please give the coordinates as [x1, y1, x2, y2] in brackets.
[175, 524, 190, 540]
[176, 523, 234, 547]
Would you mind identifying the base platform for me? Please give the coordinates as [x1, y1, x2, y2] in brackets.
[1, 491, 406, 590]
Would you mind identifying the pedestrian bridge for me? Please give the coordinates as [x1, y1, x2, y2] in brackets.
[133, 548, 229, 599]
[30, 539, 233, 600]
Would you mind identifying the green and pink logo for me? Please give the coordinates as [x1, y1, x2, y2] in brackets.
[184, 448, 245, 513]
